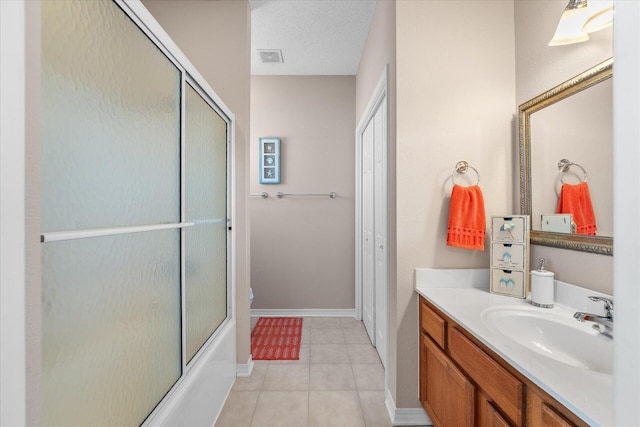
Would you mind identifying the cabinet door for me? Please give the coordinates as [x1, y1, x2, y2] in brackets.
[421, 334, 475, 427]
[449, 327, 524, 425]
[478, 392, 514, 427]
[541, 404, 577, 427]
[527, 388, 582, 427]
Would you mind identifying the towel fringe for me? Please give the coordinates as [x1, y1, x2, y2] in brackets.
[447, 226, 485, 250]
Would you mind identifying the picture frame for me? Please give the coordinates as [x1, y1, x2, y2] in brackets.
[259, 137, 281, 184]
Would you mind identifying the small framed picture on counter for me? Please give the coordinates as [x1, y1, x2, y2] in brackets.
[259, 137, 281, 184]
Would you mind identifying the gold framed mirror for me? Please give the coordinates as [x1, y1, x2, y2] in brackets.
[519, 58, 613, 256]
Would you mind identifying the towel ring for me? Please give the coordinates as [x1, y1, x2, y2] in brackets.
[451, 161, 480, 186]
[557, 159, 587, 184]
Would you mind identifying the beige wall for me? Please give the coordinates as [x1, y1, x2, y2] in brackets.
[356, 0, 396, 121]
[355, 0, 399, 406]
[250, 76, 356, 309]
[514, 0, 613, 294]
[395, 0, 516, 408]
[142, 0, 253, 363]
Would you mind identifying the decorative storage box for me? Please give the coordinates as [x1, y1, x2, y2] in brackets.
[491, 243, 525, 269]
[490, 215, 530, 298]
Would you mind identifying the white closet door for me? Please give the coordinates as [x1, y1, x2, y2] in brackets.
[373, 103, 387, 368]
[357, 67, 388, 370]
[361, 119, 376, 344]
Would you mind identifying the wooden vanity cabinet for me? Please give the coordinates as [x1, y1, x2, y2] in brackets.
[419, 296, 588, 427]
[421, 334, 475, 426]
[527, 388, 583, 427]
[478, 393, 512, 427]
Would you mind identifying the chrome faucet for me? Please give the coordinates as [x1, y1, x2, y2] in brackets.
[574, 296, 613, 338]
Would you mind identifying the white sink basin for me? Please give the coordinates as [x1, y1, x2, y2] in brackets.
[481, 306, 613, 374]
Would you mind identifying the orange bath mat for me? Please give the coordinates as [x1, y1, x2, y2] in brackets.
[251, 317, 303, 360]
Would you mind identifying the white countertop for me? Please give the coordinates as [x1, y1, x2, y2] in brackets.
[415, 268, 612, 426]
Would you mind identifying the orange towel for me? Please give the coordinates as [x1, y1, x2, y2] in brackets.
[556, 182, 597, 235]
[447, 184, 486, 250]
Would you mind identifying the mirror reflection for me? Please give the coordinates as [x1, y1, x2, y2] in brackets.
[530, 78, 613, 236]
[519, 58, 613, 255]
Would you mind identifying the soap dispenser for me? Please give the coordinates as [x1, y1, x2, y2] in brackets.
[530, 258, 554, 308]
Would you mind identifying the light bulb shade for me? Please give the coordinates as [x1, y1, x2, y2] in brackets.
[549, 0, 614, 46]
[583, 0, 614, 33]
[549, 6, 590, 46]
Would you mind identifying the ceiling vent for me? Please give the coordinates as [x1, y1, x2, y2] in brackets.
[258, 49, 284, 64]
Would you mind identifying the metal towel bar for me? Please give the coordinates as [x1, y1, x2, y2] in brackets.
[451, 160, 480, 186]
[276, 192, 337, 199]
[557, 159, 588, 183]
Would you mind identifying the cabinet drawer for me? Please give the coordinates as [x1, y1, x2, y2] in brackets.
[527, 388, 586, 427]
[541, 404, 577, 427]
[490, 269, 526, 298]
[421, 300, 446, 349]
[491, 243, 525, 270]
[449, 327, 524, 425]
[479, 392, 513, 427]
[491, 217, 526, 243]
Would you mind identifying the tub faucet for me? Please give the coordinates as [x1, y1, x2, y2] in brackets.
[574, 296, 613, 338]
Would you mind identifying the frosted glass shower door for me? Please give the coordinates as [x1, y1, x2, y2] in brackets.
[41, 1, 182, 426]
[41, 232, 182, 426]
[41, 0, 181, 232]
[41, 1, 233, 424]
[184, 83, 229, 363]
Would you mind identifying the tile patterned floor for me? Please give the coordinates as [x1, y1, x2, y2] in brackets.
[214, 317, 394, 427]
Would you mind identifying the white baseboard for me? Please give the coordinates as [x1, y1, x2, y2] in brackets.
[385, 390, 432, 426]
[250, 308, 356, 318]
[237, 355, 254, 378]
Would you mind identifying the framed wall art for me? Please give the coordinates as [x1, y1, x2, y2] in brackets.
[259, 137, 281, 184]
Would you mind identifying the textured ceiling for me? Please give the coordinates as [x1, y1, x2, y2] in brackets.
[249, 0, 376, 75]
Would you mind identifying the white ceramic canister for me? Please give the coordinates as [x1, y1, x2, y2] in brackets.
[530, 258, 554, 308]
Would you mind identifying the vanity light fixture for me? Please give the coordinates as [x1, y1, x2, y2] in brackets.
[549, 0, 614, 46]
[549, 0, 589, 46]
[582, 0, 614, 33]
